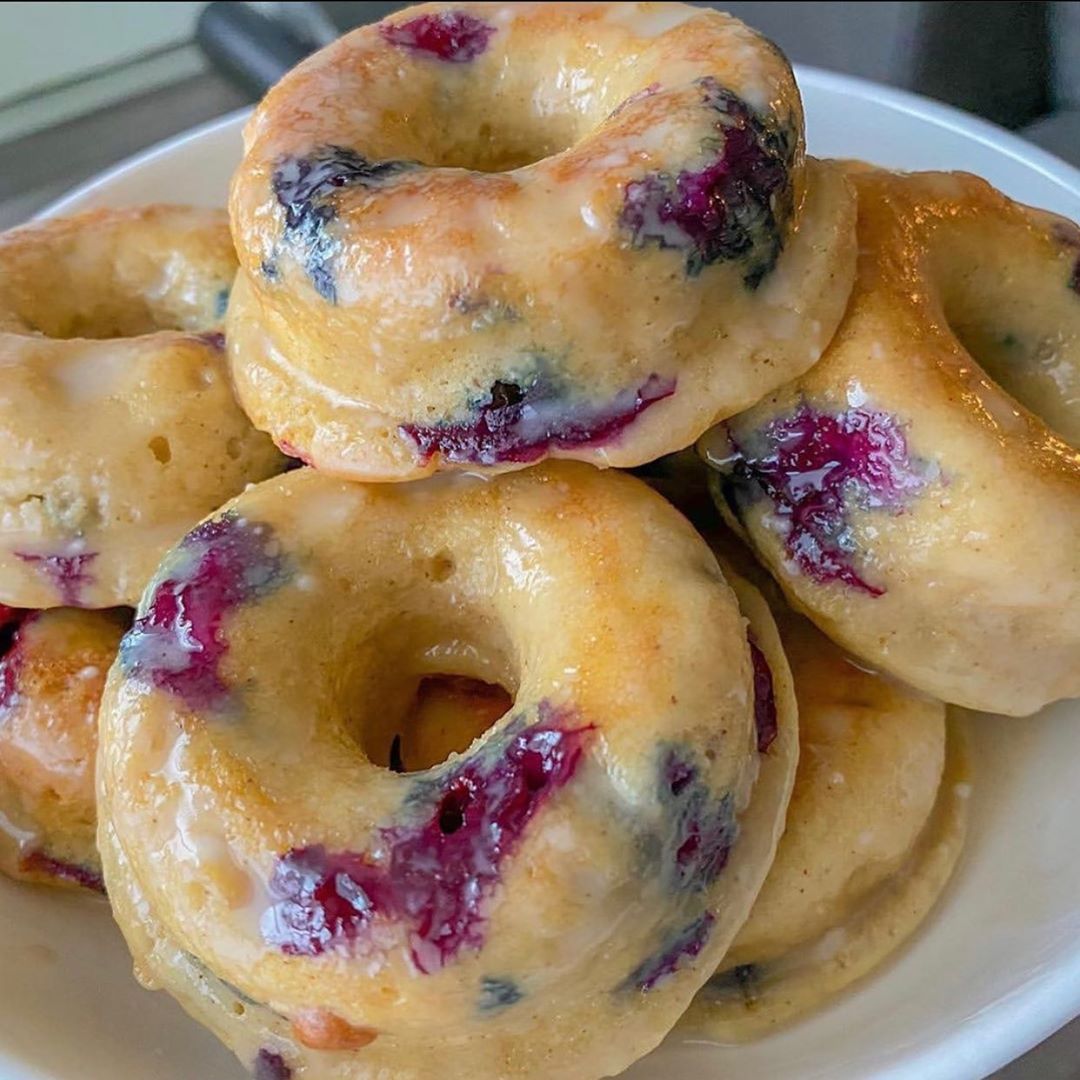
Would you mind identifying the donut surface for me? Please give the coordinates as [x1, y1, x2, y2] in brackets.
[228, 1, 856, 480]
[0, 604, 128, 891]
[0, 207, 285, 608]
[702, 166, 1080, 715]
[682, 566, 967, 1039]
[98, 463, 796, 1079]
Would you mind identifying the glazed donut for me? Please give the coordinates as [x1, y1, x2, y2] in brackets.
[0, 207, 285, 609]
[0, 603, 128, 891]
[98, 463, 797, 1079]
[682, 591, 967, 1039]
[228, 1, 856, 480]
[702, 166, 1080, 715]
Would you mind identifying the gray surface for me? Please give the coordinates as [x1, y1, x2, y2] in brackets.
[0, 4, 1077, 1077]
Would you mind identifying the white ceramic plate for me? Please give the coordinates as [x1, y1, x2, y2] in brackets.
[7, 67, 1079, 1080]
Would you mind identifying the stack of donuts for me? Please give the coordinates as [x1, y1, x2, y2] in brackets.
[1, 4, 1076, 1078]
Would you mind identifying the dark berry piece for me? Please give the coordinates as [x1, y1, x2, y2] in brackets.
[748, 634, 778, 753]
[380, 11, 496, 62]
[478, 976, 524, 1013]
[253, 1048, 291, 1080]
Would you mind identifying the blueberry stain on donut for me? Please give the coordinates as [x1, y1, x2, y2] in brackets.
[260, 707, 594, 972]
[621, 911, 716, 993]
[17, 849, 105, 893]
[196, 330, 226, 352]
[478, 976, 525, 1014]
[721, 406, 927, 595]
[749, 634, 778, 753]
[620, 78, 795, 285]
[400, 373, 675, 466]
[120, 511, 289, 710]
[13, 551, 96, 607]
[253, 1048, 292, 1080]
[272, 146, 417, 302]
[659, 747, 736, 892]
[380, 10, 496, 63]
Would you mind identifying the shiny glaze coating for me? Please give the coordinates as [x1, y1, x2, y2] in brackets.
[0, 207, 285, 608]
[228, 2, 856, 480]
[98, 463, 795, 1079]
[703, 167, 1080, 715]
[0, 605, 128, 889]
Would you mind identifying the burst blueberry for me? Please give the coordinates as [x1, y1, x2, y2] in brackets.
[380, 11, 496, 62]
[722, 405, 926, 595]
[120, 512, 289, 710]
[272, 146, 415, 302]
[400, 374, 675, 466]
[261, 707, 594, 972]
[621, 78, 794, 284]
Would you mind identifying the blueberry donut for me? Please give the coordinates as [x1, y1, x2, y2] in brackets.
[0, 603, 129, 891]
[683, 598, 968, 1039]
[0, 207, 285, 608]
[228, 2, 856, 480]
[702, 166, 1080, 715]
[98, 463, 796, 1079]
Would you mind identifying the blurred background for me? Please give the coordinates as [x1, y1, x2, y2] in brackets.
[0, 2, 1077, 1076]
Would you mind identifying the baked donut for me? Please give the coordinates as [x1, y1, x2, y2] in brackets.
[683, 603, 967, 1039]
[0, 206, 285, 609]
[98, 463, 797, 1079]
[702, 166, 1080, 715]
[0, 603, 128, 891]
[228, 1, 856, 480]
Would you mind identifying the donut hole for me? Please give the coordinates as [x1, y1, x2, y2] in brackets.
[933, 233, 1080, 447]
[347, 610, 517, 774]
[383, 675, 514, 774]
[379, 62, 631, 173]
[1, 218, 233, 340]
[411, 111, 583, 172]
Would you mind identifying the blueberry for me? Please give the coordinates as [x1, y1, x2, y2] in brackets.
[380, 11, 496, 62]
[120, 512, 289, 710]
[722, 406, 926, 595]
[400, 374, 675, 466]
[620, 79, 794, 285]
